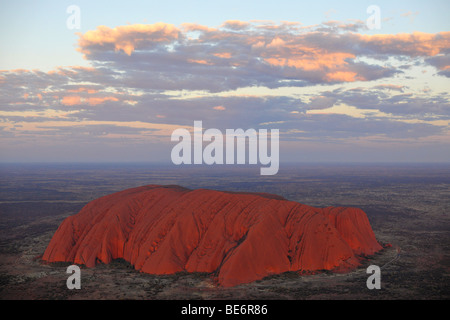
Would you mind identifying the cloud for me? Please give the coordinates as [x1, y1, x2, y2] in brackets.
[321, 19, 367, 32]
[77, 23, 180, 56]
[425, 54, 450, 77]
[309, 87, 450, 118]
[373, 84, 406, 92]
[401, 11, 419, 23]
[61, 96, 82, 106]
[221, 20, 251, 30]
[280, 113, 444, 140]
[1, 20, 449, 162]
[308, 96, 338, 110]
[356, 32, 449, 57]
[74, 21, 450, 92]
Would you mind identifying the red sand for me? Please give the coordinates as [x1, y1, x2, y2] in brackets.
[42, 185, 383, 287]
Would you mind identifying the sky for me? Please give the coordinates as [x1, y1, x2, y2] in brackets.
[0, 0, 449, 163]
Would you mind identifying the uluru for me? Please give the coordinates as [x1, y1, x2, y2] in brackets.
[42, 185, 383, 287]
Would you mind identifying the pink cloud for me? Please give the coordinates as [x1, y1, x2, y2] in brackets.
[221, 20, 250, 30]
[213, 52, 232, 59]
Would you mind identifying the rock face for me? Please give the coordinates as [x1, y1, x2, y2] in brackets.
[42, 185, 383, 287]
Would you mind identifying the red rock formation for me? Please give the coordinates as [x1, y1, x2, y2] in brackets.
[42, 185, 382, 287]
